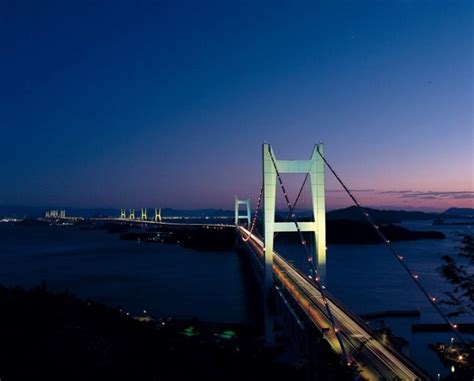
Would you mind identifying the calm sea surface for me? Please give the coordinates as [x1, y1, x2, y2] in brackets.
[0, 220, 472, 377]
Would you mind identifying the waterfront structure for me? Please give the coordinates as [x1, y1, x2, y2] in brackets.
[45, 209, 66, 218]
[129, 209, 135, 220]
[141, 208, 147, 221]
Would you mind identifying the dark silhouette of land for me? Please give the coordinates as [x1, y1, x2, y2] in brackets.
[0, 284, 355, 381]
[326, 206, 441, 224]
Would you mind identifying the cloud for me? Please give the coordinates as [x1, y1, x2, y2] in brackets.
[378, 190, 474, 200]
[326, 189, 375, 193]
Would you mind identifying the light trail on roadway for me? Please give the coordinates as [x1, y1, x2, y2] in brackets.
[239, 226, 431, 381]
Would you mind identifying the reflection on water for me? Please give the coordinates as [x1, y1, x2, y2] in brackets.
[0, 224, 254, 323]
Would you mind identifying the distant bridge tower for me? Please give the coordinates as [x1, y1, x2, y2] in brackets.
[262, 143, 326, 342]
[120, 209, 126, 219]
[234, 197, 251, 228]
[129, 209, 135, 220]
[141, 208, 148, 221]
[154, 208, 162, 222]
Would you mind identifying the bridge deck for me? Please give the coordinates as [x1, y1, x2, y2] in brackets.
[92, 217, 234, 228]
[238, 226, 431, 381]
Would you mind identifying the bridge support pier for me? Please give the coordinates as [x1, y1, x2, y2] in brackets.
[120, 209, 126, 219]
[141, 208, 147, 221]
[129, 209, 135, 220]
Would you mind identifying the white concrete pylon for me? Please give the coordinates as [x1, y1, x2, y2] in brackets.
[141, 208, 147, 221]
[263, 143, 326, 284]
[154, 208, 162, 222]
[262, 143, 326, 343]
[129, 209, 135, 220]
[120, 209, 126, 219]
[234, 197, 251, 228]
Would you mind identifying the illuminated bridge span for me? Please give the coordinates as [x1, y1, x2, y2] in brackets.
[239, 225, 429, 380]
[234, 143, 444, 380]
[93, 217, 233, 230]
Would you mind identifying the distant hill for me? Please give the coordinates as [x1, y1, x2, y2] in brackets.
[161, 208, 234, 217]
[326, 220, 444, 244]
[326, 206, 440, 224]
[443, 207, 474, 217]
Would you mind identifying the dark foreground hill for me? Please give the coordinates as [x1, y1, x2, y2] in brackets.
[0, 285, 351, 381]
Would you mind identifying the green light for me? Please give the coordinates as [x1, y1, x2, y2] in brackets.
[218, 330, 236, 339]
[180, 326, 199, 337]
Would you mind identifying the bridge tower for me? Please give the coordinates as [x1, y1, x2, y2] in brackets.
[262, 143, 326, 342]
[154, 208, 162, 222]
[234, 197, 251, 227]
[129, 209, 135, 220]
[141, 208, 148, 221]
[120, 209, 126, 219]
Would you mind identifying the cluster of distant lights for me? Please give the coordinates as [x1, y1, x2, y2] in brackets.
[118, 215, 232, 220]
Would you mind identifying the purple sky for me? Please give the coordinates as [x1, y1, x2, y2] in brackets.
[0, 1, 472, 211]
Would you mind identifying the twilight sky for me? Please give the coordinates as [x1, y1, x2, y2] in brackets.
[0, 1, 473, 211]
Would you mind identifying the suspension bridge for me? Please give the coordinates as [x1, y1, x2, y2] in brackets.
[233, 143, 466, 380]
[100, 142, 467, 380]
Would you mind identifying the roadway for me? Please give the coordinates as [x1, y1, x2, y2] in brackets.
[238, 226, 431, 381]
[92, 217, 234, 229]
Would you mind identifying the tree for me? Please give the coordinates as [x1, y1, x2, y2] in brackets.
[439, 234, 474, 317]
[439, 234, 474, 379]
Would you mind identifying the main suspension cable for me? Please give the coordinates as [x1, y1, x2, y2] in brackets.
[267, 146, 350, 364]
[316, 146, 466, 344]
